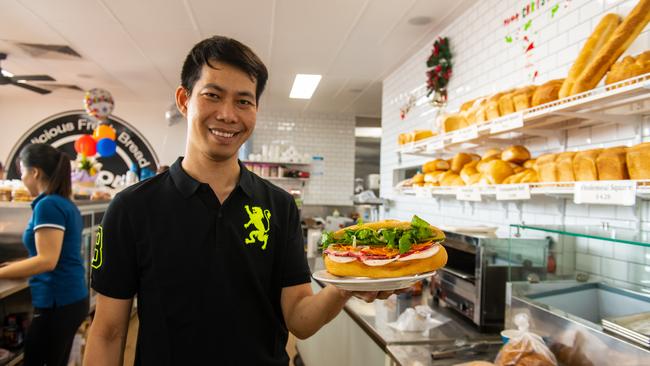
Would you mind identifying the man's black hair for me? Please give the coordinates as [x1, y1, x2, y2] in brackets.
[181, 36, 268, 103]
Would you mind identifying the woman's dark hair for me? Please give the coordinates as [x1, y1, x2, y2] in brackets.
[19, 143, 72, 198]
[180, 35, 268, 103]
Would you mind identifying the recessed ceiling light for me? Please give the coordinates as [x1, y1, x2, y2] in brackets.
[408, 16, 432, 26]
[290, 74, 322, 99]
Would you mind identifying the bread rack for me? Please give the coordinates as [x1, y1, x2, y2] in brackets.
[397, 72, 650, 160]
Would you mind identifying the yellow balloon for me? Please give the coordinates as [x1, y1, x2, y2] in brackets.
[93, 124, 116, 141]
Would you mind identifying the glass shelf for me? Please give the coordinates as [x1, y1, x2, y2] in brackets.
[511, 224, 650, 248]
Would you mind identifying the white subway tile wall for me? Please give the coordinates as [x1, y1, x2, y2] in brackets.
[382, 0, 650, 288]
[252, 111, 355, 206]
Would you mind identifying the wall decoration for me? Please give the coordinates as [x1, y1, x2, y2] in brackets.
[503, 0, 572, 82]
[84, 88, 115, 121]
[399, 94, 417, 120]
[4, 110, 158, 188]
[426, 37, 452, 107]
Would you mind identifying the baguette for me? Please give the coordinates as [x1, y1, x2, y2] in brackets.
[559, 14, 621, 98]
[571, 0, 650, 95]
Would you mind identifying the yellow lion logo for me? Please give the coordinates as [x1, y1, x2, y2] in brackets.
[244, 205, 271, 250]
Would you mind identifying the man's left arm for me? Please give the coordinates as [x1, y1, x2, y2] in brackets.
[281, 284, 395, 339]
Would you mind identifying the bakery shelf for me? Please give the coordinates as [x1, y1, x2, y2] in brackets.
[510, 224, 650, 248]
[397, 72, 650, 158]
[394, 179, 650, 204]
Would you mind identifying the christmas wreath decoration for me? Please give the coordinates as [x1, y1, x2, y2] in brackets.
[426, 37, 452, 105]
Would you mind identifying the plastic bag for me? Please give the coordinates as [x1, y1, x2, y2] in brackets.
[494, 313, 558, 366]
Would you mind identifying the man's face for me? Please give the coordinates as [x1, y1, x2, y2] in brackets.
[177, 61, 257, 162]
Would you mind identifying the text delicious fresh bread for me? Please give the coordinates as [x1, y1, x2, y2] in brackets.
[571, 0, 650, 95]
[322, 217, 447, 278]
[559, 13, 621, 98]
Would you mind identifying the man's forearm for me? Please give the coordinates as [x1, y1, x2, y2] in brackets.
[287, 285, 350, 339]
[83, 326, 127, 366]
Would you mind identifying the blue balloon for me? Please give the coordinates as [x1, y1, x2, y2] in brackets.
[96, 138, 117, 157]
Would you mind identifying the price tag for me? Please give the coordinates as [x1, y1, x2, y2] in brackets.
[574, 181, 636, 206]
[490, 112, 524, 134]
[451, 125, 479, 144]
[496, 184, 531, 200]
[414, 186, 432, 198]
[425, 138, 445, 153]
[456, 186, 481, 202]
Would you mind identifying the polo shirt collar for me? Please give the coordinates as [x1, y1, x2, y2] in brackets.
[31, 192, 46, 209]
[170, 157, 253, 199]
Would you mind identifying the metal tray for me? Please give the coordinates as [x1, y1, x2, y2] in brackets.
[603, 312, 650, 347]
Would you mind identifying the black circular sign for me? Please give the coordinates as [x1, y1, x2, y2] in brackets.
[5, 110, 159, 187]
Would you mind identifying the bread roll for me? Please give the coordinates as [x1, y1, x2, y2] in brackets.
[413, 129, 435, 141]
[483, 160, 515, 184]
[460, 99, 476, 112]
[606, 50, 650, 85]
[412, 172, 425, 184]
[422, 159, 449, 173]
[523, 159, 537, 169]
[532, 79, 564, 107]
[460, 161, 480, 185]
[521, 169, 539, 183]
[559, 13, 621, 98]
[597, 146, 629, 180]
[441, 172, 464, 186]
[536, 153, 558, 182]
[475, 105, 489, 124]
[627, 142, 650, 179]
[513, 86, 536, 111]
[442, 114, 468, 133]
[556, 152, 577, 182]
[424, 170, 446, 184]
[451, 152, 480, 173]
[502, 145, 531, 164]
[483, 148, 503, 160]
[573, 149, 603, 181]
[571, 0, 650, 95]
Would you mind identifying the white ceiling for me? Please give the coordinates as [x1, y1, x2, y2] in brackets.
[0, 0, 475, 117]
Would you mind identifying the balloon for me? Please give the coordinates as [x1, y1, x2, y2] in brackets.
[84, 88, 115, 121]
[74, 135, 97, 157]
[93, 124, 116, 141]
[96, 138, 117, 157]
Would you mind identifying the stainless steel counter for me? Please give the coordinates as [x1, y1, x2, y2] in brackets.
[307, 257, 501, 365]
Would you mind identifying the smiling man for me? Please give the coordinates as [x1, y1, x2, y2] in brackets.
[83, 36, 388, 366]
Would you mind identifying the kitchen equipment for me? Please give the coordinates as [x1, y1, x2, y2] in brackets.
[431, 230, 549, 331]
[306, 229, 322, 258]
[324, 216, 354, 232]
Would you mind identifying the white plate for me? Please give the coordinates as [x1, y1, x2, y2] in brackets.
[312, 270, 436, 291]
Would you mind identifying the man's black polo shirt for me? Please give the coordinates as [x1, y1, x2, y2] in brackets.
[91, 157, 311, 365]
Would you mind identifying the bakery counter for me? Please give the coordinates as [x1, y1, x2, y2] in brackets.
[387, 343, 501, 366]
[299, 257, 501, 365]
[0, 280, 29, 301]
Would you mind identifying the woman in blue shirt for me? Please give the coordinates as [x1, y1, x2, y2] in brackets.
[0, 143, 88, 366]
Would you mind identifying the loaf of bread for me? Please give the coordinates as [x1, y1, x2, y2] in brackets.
[482, 160, 515, 184]
[627, 142, 650, 179]
[442, 114, 469, 133]
[460, 99, 476, 112]
[597, 146, 629, 180]
[451, 152, 480, 173]
[606, 50, 650, 85]
[502, 145, 531, 164]
[523, 159, 537, 169]
[571, 0, 650, 95]
[462, 98, 487, 125]
[486, 92, 508, 121]
[413, 130, 435, 141]
[536, 153, 558, 182]
[460, 161, 480, 185]
[398, 133, 408, 145]
[559, 13, 621, 98]
[423, 159, 450, 173]
[513, 86, 536, 111]
[573, 149, 603, 181]
[556, 152, 577, 182]
[498, 91, 516, 116]
[532, 79, 564, 107]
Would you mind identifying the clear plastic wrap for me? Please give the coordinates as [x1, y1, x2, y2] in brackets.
[494, 314, 557, 366]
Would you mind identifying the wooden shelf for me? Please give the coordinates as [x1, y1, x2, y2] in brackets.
[397, 73, 650, 158]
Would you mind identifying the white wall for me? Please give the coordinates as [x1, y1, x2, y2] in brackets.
[252, 111, 355, 206]
[0, 95, 186, 168]
[381, 0, 650, 289]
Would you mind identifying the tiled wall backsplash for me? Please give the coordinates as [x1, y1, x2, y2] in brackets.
[381, 0, 650, 289]
[252, 111, 355, 206]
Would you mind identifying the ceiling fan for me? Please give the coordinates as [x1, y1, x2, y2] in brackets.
[0, 52, 55, 94]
